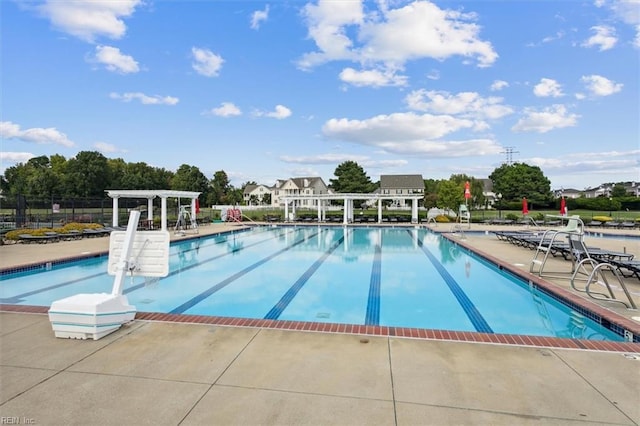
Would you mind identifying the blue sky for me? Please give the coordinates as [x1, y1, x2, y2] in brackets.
[1, 0, 638, 191]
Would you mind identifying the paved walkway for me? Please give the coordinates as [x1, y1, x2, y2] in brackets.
[1, 223, 639, 425]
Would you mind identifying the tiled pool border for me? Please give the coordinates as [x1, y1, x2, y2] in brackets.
[1, 226, 639, 353]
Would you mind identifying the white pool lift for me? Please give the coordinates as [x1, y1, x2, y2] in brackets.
[48, 211, 170, 340]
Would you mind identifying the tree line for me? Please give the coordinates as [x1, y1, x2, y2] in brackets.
[2, 151, 635, 212]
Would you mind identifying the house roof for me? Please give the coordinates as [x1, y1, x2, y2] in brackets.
[380, 174, 424, 189]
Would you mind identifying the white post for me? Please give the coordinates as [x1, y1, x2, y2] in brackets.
[112, 211, 141, 296]
[378, 198, 382, 223]
[112, 197, 119, 228]
[147, 198, 153, 226]
[412, 199, 418, 224]
[161, 197, 167, 231]
[284, 200, 289, 222]
[342, 197, 348, 224]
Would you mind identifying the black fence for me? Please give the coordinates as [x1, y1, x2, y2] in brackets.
[0, 195, 206, 230]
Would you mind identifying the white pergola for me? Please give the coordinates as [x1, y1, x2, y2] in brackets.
[282, 193, 423, 224]
[106, 190, 201, 231]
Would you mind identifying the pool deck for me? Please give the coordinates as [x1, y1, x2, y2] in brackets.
[1, 223, 639, 425]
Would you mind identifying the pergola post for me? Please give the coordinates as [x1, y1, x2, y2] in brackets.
[147, 198, 154, 225]
[284, 200, 289, 222]
[112, 197, 119, 228]
[342, 196, 348, 224]
[412, 198, 419, 224]
[161, 196, 168, 231]
[377, 199, 382, 223]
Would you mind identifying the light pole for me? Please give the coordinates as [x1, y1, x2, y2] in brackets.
[497, 193, 502, 219]
[609, 197, 613, 218]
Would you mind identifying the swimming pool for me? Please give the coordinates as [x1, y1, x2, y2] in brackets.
[0, 226, 626, 342]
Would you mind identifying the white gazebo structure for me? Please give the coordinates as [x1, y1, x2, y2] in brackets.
[106, 190, 201, 231]
[282, 193, 423, 224]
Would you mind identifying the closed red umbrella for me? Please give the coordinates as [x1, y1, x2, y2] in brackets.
[522, 197, 529, 215]
[464, 181, 471, 201]
[560, 197, 567, 216]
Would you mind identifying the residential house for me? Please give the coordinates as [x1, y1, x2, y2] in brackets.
[582, 182, 640, 198]
[554, 188, 582, 199]
[243, 184, 272, 206]
[379, 174, 424, 207]
[271, 177, 329, 207]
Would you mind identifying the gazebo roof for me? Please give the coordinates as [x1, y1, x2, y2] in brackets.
[106, 190, 200, 199]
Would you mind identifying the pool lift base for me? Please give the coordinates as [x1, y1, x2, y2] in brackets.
[48, 211, 169, 340]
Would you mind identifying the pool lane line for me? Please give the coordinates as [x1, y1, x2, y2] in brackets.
[264, 232, 347, 320]
[0, 272, 106, 304]
[364, 243, 382, 326]
[123, 227, 296, 294]
[407, 230, 493, 334]
[0, 228, 293, 304]
[169, 230, 322, 314]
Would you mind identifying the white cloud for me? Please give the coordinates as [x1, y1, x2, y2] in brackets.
[254, 105, 292, 119]
[512, 104, 579, 133]
[533, 78, 564, 97]
[191, 47, 224, 77]
[596, 0, 640, 47]
[0, 151, 36, 167]
[339, 67, 408, 87]
[250, 5, 269, 30]
[426, 70, 440, 80]
[582, 25, 618, 50]
[297, 0, 497, 84]
[205, 102, 242, 117]
[0, 121, 75, 147]
[93, 141, 126, 153]
[490, 80, 509, 91]
[581, 74, 623, 96]
[280, 153, 408, 168]
[109, 92, 179, 105]
[36, 0, 142, 43]
[281, 153, 370, 164]
[92, 45, 139, 73]
[404, 90, 514, 120]
[526, 149, 640, 185]
[323, 112, 475, 143]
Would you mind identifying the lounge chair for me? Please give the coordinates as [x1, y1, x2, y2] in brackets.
[607, 259, 640, 280]
[585, 220, 602, 227]
[619, 221, 637, 230]
[603, 221, 620, 229]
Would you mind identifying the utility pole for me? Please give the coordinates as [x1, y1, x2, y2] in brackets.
[501, 146, 520, 165]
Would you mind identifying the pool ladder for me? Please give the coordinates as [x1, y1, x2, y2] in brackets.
[529, 230, 574, 278]
[570, 259, 637, 309]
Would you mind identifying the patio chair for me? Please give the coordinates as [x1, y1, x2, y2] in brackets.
[567, 233, 637, 309]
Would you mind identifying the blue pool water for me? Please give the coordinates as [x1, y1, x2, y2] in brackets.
[0, 226, 624, 341]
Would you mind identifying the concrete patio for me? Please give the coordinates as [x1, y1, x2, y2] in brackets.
[1, 222, 639, 425]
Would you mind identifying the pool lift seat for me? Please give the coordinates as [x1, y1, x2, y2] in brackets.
[529, 215, 584, 279]
[48, 211, 170, 340]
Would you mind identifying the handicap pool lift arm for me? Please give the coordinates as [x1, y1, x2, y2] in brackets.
[48, 211, 170, 340]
